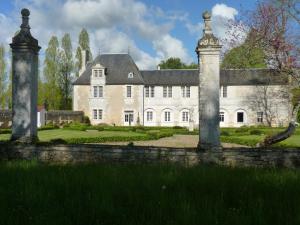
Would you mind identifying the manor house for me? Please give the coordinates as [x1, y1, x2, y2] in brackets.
[73, 50, 291, 128]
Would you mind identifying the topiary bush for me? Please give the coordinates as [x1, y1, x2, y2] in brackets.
[221, 130, 230, 136]
[62, 122, 88, 131]
[235, 126, 249, 134]
[249, 129, 263, 135]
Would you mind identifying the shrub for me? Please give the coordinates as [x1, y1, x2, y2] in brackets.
[221, 130, 230, 136]
[249, 129, 263, 135]
[39, 123, 59, 131]
[0, 129, 11, 134]
[235, 126, 249, 133]
[63, 122, 88, 131]
[83, 116, 91, 125]
[173, 126, 183, 129]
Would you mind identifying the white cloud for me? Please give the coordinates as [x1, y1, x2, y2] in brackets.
[211, 4, 238, 20]
[2, 0, 193, 69]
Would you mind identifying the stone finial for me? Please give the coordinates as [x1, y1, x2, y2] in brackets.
[10, 8, 40, 52]
[21, 8, 30, 32]
[202, 11, 212, 34]
[195, 11, 221, 53]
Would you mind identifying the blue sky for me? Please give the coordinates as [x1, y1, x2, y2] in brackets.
[0, 0, 258, 69]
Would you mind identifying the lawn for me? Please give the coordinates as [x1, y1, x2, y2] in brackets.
[1, 161, 300, 225]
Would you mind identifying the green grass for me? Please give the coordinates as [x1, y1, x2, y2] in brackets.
[0, 161, 300, 225]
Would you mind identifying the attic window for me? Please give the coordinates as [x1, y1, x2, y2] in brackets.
[128, 72, 134, 78]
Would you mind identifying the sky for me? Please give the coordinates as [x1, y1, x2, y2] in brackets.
[0, 0, 258, 70]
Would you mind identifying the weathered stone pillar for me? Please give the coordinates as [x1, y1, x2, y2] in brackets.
[10, 9, 41, 143]
[196, 11, 222, 151]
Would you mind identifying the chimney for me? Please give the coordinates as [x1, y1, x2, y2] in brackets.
[79, 49, 89, 75]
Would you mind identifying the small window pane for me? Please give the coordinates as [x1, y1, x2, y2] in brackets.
[93, 86, 97, 98]
[186, 87, 190, 98]
[163, 86, 167, 98]
[99, 70, 103, 77]
[93, 109, 97, 120]
[147, 111, 153, 121]
[223, 86, 227, 98]
[127, 86, 132, 98]
[145, 86, 149, 98]
[99, 86, 103, 97]
[182, 112, 189, 122]
[98, 110, 103, 120]
[168, 86, 172, 98]
[151, 86, 155, 97]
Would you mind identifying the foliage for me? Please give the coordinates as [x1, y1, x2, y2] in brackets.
[249, 129, 263, 135]
[0, 44, 6, 108]
[62, 122, 89, 131]
[221, 42, 267, 69]
[75, 28, 93, 77]
[38, 123, 59, 131]
[58, 34, 74, 110]
[43, 36, 62, 110]
[83, 116, 91, 125]
[158, 57, 197, 69]
[1, 162, 300, 225]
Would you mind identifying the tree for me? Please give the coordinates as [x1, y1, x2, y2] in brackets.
[239, 0, 300, 146]
[158, 57, 198, 69]
[0, 44, 6, 109]
[59, 33, 73, 110]
[43, 36, 62, 110]
[75, 28, 92, 77]
[221, 41, 267, 69]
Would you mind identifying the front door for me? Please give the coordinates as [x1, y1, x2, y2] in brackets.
[124, 111, 134, 126]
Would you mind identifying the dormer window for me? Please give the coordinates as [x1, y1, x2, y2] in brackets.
[93, 69, 103, 78]
[128, 72, 134, 79]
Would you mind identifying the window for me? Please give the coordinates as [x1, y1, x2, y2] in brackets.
[128, 72, 134, 78]
[93, 86, 103, 98]
[145, 86, 149, 97]
[150, 86, 155, 97]
[94, 70, 98, 77]
[98, 86, 103, 97]
[93, 109, 97, 120]
[222, 86, 227, 98]
[93, 109, 103, 120]
[98, 109, 103, 120]
[145, 86, 155, 98]
[168, 86, 172, 98]
[181, 86, 190, 98]
[163, 86, 167, 98]
[164, 111, 171, 122]
[237, 112, 244, 123]
[146, 111, 153, 122]
[182, 111, 189, 122]
[219, 112, 224, 122]
[257, 112, 263, 123]
[93, 86, 97, 98]
[124, 111, 134, 124]
[98, 70, 103, 77]
[126, 86, 132, 98]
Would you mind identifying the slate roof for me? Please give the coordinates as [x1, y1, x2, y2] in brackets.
[73, 54, 289, 86]
[73, 54, 144, 85]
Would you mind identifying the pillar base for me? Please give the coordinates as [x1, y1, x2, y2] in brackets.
[10, 135, 39, 144]
[197, 142, 222, 152]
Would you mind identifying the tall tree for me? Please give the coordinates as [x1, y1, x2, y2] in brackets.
[0, 44, 6, 109]
[43, 36, 62, 110]
[221, 38, 267, 69]
[75, 28, 92, 77]
[59, 33, 73, 109]
[158, 57, 197, 69]
[239, 0, 300, 146]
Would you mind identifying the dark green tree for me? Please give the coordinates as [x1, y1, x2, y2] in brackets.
[221, 43, 267, 69]
[43, 36, 62, 110]
[59, 33, 73, 109]
[0, 44, 6, 109]
[75, 28, 92, 77]
[158, 57, 197, 69]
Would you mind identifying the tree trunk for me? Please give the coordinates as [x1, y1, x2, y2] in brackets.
[257, 102, 299, 147]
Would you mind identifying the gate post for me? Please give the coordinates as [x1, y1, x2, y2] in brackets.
[196, 11, 222, 151]
[10, 9, 41, 143]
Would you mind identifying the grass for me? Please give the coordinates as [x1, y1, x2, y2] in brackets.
[0, 161, 300, 225]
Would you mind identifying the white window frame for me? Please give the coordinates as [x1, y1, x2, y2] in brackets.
[164, 111, 171, 122]
[257, 112, 263, 123]
[150, 86, 155, 97]
[145, 86, 149, 98]
[98, 86, 103, 98]
[222, 86, 227, 98]
[93, 86, 97, 98]
[219, 112, 225, 122]
[182, 111, 189, 122]
[126, 86, 132, 98]
[146, 111, 153, 122]
[93, 109, 98, 120]
[181, 86, 190, 98]
[128, 72, 134, 78]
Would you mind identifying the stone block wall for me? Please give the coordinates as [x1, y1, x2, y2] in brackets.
[0, 144, 300, 168]
[45, 111, 84, 125]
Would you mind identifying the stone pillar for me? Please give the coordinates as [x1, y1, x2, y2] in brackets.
[10, 9, 41, 143]
[195, 11, 222, 151]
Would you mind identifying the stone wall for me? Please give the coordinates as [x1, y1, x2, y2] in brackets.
[1, 144, 300, 168]
[46, 111, 84, 124]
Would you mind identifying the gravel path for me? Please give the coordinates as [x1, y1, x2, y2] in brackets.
[104, 135, 247, 148]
